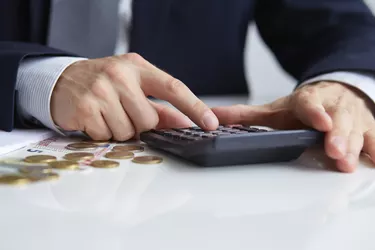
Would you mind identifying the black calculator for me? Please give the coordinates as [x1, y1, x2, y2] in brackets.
[140, 125, 324, 167]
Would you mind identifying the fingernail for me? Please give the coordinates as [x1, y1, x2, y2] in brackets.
[331, 136, 347, 155]
[202, 111, 218, 129]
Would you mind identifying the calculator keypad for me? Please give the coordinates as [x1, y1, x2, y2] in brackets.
[151, 125, 268, 141]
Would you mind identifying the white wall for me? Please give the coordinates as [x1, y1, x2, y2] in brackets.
[245, 0, 375, 100]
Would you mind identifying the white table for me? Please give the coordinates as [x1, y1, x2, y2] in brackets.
[1, 96, 375, 250]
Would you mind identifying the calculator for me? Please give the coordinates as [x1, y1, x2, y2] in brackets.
[140, 125, 324, 167]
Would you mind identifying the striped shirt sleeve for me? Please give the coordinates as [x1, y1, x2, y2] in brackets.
[15, 57, 87, 133]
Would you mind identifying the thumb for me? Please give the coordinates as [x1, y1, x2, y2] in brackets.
[150, 101, 193, 129]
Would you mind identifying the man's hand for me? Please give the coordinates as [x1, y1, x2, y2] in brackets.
[51, 53, 219, 141]
[211, 81, 375, 173]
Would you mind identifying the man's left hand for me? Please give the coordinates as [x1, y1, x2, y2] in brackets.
[211, 82, 375, 173]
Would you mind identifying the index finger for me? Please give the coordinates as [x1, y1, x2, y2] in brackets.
[135, 61, 218, 130]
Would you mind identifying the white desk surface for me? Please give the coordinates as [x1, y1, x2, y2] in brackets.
[1, 95, 375, 250]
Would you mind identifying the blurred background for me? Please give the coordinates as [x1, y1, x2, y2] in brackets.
[246, 0, 375, 100]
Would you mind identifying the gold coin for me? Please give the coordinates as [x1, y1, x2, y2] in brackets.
[48, 160, 80, 170]
[84, 140, 110, 145]
[26, 172, 59, 182]
[19, 166, 53, 174]
[24, 155, 57, 163]
[90, 160, 119, 169]
[112, 145, 144, 153]
[65, 142, 98, 151]
[0, 175, 31, 186]
[64, 152, 94, 161]
[105, 151, 134, 160]
[132, 156, 163, 164]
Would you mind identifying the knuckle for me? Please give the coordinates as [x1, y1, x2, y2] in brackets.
[76, 98, 96, 118]
[102, 60, 123, 79]
[165, 78, 185, 95]
[191, 100, 212, 117]
[295, 88, 313, 101]
[91, 78, 111, 99]
[123, 53, 144, 64]
[192, 99, 206, 111]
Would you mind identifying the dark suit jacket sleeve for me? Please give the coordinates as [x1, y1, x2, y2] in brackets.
[0, 41, 76, 131]
[254, 0, 375, 83]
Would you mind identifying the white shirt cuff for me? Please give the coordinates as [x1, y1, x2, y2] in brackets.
[299, 71, 375, 106]
[16, 56, 87, 134]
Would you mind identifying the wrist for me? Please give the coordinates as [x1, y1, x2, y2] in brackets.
[16, 56, 87, 133]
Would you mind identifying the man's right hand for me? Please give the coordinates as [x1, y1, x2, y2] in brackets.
[51, 53, 219, 141]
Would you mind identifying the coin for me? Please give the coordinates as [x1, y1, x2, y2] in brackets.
[112, 145, 144, 153]
[64, 152, 94, 161]
[26, 172, 59, 182]
[0, 175, 31, 186]
[90, 160, 120, 169]
[105, 151, 134, 160]
[0, 159, 35, 166]
[48, 160, 80, 170]
[19, 166, 53, 174]
[132, 156, 163, 164]
[84, 140, 110, 145]
[65, 142, 98, 151]
[24, 155, 57, 163]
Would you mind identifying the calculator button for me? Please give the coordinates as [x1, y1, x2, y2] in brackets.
[235, 131, 249, 134]
[190, 127, 202, 131]
[216, 132, 231, 136]
[233, 126, 259, 132]
[172, 128, 185, 133]
[258, 129, 268, 132]
[221, 129, 231, 133]
[180, 135, 193, 140]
